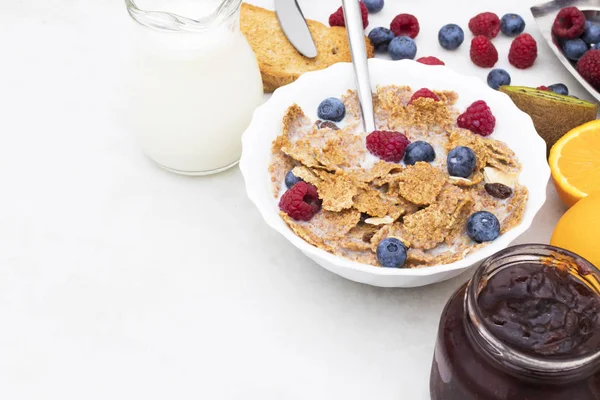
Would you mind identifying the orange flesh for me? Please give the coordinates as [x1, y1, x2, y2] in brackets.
[556, 128, 600, 195]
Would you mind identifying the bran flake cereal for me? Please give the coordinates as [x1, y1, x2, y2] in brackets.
[270, 86, 529, 268]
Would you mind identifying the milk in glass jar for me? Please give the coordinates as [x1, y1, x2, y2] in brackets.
[125, 0, 263, 175]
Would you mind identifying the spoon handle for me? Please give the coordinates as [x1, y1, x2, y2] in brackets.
[341, 0, 375, 133]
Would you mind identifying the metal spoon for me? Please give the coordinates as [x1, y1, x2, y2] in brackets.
[341, 0, 376, 133]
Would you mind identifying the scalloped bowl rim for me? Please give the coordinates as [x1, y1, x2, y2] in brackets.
[240, 59, 549, 280]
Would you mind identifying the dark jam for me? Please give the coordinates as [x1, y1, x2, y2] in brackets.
[430, 257, 600, 400]
[479, 264, 600, 359]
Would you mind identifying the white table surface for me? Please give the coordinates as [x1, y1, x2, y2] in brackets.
[0, 0, 582, 399]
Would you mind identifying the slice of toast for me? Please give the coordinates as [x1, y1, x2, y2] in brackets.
[240, 3, 375, 93]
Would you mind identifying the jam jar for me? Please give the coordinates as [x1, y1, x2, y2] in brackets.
[430, 244, 600, 400]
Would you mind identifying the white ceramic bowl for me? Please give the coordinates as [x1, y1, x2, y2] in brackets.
[240, 59, 550, 288]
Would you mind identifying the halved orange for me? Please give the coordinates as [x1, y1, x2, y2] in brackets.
[549, 120, 600, 208]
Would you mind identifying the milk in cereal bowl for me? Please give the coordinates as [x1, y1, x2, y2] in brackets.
[240, 60, 549, 287]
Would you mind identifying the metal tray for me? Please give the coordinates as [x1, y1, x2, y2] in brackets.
[531, 0, 600, 102]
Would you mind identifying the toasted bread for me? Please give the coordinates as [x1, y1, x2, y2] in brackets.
[240, 3, 375, 92]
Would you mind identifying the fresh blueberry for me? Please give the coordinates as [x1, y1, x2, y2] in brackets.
[284, 170, 303, 189]
[582, 21, 600, 44]
[363, 0, 384, 13]
[447, 146, 476, 178]
[317, 98, 346, 122]
[388, 36, 417, 60]
[591, 42, 600, 49]
[368, 27, 395, 53]
[376, 238, 408, 268]
[404, 141, 436, 165]
[548, 83, 569, 96]
[487, 68, 511, 90]
[466, 211, 501, 243]
[438, 24, 465, 50]
[561, 38, 588, 61]
[500, 13, 525, 37]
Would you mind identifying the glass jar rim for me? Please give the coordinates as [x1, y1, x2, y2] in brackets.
[125, 0, 241, 32]
[466, 244, 600, 377]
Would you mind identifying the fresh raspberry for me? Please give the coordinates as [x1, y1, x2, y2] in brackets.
[366, 130, 410, 162]
[416, 56, 445, 66]
[552, 7, 586, 39]
[457, 100, 496, 136]
[537, 85, 550, 91]
[470, 36, 498, 68]
[508, 33, 538, 69]
[329, 2, 369, 29]
[278, 182, 322, 221]
[468, 12, 501, 39]
[390, 14, 420, 38]
[577, 50, 600, 90]
[329, 8, 345, 27]
[408, 88, 440, 105]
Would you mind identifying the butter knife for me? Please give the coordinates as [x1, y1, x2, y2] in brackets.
[275, 0, 318, 58]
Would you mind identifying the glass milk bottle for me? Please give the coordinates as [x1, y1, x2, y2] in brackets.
[125, 0, 263, 175]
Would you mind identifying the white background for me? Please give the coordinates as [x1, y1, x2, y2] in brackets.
[0, 0, 580, 399]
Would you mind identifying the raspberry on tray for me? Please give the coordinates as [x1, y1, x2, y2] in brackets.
[470, 36, 498, 68]
[552, 6, 586, 39]
[417, 56, 445, 66]
[329, 2, 369, 29]
[390, 13, 420, 38]
[508, 33, 538, 69]
[577, 50, 600, 90]
[468, 12, 501, 39]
